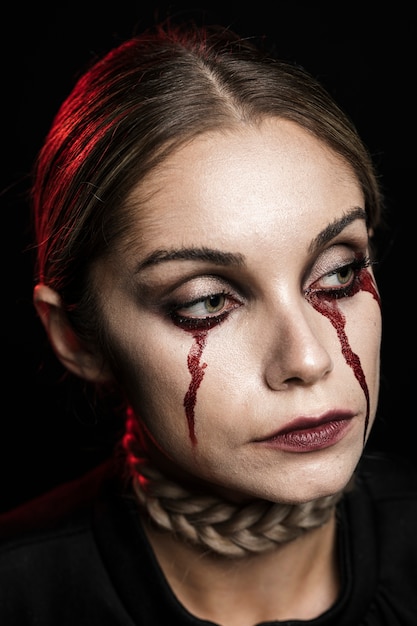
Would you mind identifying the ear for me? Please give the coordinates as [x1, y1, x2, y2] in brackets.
[33, 283, 113, 383]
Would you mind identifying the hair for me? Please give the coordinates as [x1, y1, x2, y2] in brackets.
[31, 20, 383, 555]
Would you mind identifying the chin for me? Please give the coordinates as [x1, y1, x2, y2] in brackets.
[253, 459, 359, 505]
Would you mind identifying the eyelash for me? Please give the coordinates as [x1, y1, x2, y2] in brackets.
[307, 255, 373, 300]
[169, 291, 239, 331]
[168, 255, 373, 331]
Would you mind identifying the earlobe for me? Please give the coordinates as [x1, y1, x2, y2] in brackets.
[33, 283, 113, 383]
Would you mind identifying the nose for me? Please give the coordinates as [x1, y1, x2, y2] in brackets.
[263, 297, 333, 391]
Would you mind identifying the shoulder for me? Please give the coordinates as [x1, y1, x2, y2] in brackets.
[0, 459, 117, 542]
[0, 458, 130, 574]
[0, 458, 135, 624]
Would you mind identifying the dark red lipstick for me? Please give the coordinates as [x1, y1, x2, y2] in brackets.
[258, 411, 354, 452]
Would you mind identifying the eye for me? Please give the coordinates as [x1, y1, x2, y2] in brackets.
[307, 255, 372, 300]
[169, 291, 241, 330]
[321, 264, 355, 288]
[188, 294, 227, 315]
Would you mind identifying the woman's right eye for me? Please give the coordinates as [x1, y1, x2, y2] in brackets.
[169, 291, 241, 331]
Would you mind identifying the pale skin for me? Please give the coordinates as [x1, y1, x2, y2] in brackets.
[34, 118, 382, 624]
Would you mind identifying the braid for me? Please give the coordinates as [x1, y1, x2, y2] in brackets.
[123, 412, 346, 557]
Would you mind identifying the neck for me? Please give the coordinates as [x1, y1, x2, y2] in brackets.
[143, 511, 340, 626]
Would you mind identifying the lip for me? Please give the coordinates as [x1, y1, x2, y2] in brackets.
[256, 410, 355, 453]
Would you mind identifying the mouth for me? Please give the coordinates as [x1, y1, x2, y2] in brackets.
[256, 411, 355, 453]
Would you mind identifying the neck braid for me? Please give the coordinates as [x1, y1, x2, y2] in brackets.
[123, 412, 346, 558]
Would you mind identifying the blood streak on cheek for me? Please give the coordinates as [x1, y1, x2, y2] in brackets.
[306, 270, 381, 444]
[183, 331, 208, 445]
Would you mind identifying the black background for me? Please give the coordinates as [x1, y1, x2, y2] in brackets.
[1, 2, 416, 512]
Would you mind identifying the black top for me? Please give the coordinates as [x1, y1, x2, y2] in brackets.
[1, 452, 416, 625]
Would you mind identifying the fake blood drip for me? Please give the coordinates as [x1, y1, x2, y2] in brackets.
[183, 331, 207, 444]
[306, 269, 380, 443]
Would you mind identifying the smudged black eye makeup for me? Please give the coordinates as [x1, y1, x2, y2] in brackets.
[167, 254, 373, 332]
[306, 255, 373, 301]
[169, 290, 241, 331]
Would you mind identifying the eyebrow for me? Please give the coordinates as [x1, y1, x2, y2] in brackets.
[135, 206, 367, 272]
[309, 206, 367, 253]
[135, 247, 246, 272]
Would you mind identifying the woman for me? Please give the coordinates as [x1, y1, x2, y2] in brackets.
[1, 20, 416, 625]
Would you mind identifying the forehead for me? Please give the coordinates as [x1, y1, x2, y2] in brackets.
[124, 118, 363, 255]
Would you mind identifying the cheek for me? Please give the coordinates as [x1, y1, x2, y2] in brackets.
[346, 299, 382, 375]
[112, 325, 244, 449]
[343, 299, 382, 423]
[107, 324, 193, 439]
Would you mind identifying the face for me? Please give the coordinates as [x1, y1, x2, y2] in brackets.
[92, 118, 381, 504]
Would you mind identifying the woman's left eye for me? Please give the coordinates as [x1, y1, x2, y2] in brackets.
[321, 264, 355, 288]
[310, 256, 371, 296]
[170, 292, 240, 330]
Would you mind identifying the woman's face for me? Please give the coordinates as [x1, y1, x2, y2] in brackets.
[93, 118, 381, 504]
